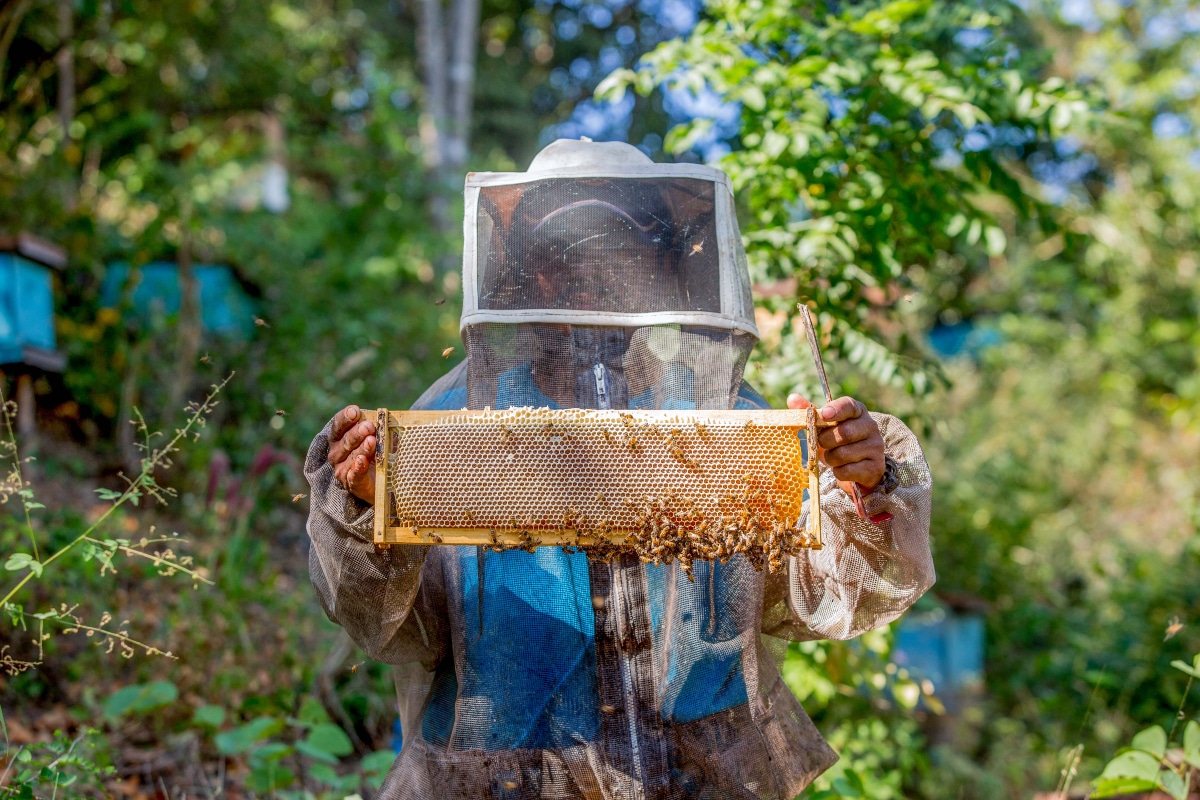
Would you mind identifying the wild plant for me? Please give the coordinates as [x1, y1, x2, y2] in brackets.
[0, 375, 230, 675]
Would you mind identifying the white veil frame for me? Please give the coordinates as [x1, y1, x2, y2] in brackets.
[459, 148, 760, 339]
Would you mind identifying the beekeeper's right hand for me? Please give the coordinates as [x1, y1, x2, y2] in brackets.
[328, 404, 376, 505]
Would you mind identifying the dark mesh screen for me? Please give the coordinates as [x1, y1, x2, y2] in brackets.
[476, 178, 722, 314]
[463, 323, 754, 412]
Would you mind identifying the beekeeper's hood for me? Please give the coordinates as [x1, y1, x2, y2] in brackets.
[460, 139, 759, 412]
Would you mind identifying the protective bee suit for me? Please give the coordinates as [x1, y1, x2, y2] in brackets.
[304, 140, 935, 799]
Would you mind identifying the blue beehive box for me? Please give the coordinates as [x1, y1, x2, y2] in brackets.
[0, 233, 67, 372]
[893, 595, 986, 710]
[100, 262, 259, 339]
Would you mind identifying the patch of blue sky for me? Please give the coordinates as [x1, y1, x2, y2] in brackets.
[584, 3, 614, 29]
[1060, 0, 1102, 32]
[1143, 5, 1200, 48]
[570, 57, 594, 81]
[962, 127, 991, 152]
[544, 91, 636, 145]
[557, 17, 581, 40]
[661, 80, 741, 161]
[954, 28, 992, 49]
[598, 45, 623, 74]
[816, 89, 849, 121]
[1152, 112, 1192, 140]
[1028, 148, 1099, 205]
[638, 0, 698, 38]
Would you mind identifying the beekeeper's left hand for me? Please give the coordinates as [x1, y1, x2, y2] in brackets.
[787, 393, 885, 497]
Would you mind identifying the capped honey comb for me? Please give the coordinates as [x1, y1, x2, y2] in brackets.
[373, 407, 825, 573]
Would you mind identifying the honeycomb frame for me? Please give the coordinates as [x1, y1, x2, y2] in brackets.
[373, 407, 827, 551]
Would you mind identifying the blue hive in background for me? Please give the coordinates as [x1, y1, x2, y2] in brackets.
[893, 593, 986, 713]
[0, 233, 67, 373]
[100, 262, 259, 339]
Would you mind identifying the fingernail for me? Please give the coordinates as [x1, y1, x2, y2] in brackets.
[348, 407, 358, 419]
[820, 406, 836, 419]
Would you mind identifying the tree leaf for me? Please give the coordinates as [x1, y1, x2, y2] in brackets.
[1160, 768, 1187, 800]
[215, 716, 285, 755]
[1183, 720, 1200, 768]
[191, 705, 224, 729]
[103, 681, 179, 721]
[245, 762, 295, 793]
[295, 695, 331, 727]
[301, 723, 354, 759]
[1130, 726, 1168, 759]
[1171, 657, 1200, 679]
[294, 739, 339, 764]
[1091, 777, 1160, 798]
[5, 553, 37, 574]
[361, 749, 397, 785]
[1098, 749, 1161, 782]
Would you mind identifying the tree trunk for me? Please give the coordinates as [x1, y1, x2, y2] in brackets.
[57, 0, 76, 212]
[446, 0, 481, 170]
[414, 0, 481, 250]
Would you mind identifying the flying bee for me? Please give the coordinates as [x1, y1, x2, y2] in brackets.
[292, 493, 306, 502]
[442, 347, 455, 358]
[199, 353, 212, 364]
[689, 239, 705, 256]
[276, 409, 287, 416]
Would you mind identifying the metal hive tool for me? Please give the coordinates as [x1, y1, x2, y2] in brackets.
[373, 407, 831, 566]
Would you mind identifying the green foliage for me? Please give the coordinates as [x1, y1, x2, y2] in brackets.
[1092, 719, 1199, 800]
[101, 680, 178, 721]
[785, 625, 933, 798]
[609, 0, 1086, 402]
[0, 712, 114, 800]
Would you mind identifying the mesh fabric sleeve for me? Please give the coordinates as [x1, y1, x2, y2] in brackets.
[305, 419, 447, 668]
[762, 412, 935, 642]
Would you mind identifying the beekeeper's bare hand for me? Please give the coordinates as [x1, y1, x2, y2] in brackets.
[328, 404, 376, 505]
[787, 394, 885, 495]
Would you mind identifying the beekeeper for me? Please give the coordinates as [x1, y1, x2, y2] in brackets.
[305, 139, 933, 799]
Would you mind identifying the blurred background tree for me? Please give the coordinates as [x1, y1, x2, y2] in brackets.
[1, 0, 1198, 797]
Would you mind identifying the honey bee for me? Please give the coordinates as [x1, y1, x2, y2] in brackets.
[292, 493, 307, 502]
[503, 780, 518, 790]
[689, 239, 705, 256]
[627, 437, 638, 450]
[429, 533, 443, 543]
[442, 347, 455, 358]
[199, 353, 212, 364]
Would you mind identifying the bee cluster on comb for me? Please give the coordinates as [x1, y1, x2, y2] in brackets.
[374, 407, 825, 578]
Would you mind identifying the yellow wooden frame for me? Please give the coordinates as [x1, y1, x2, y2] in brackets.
[373, 408, 827, 550]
